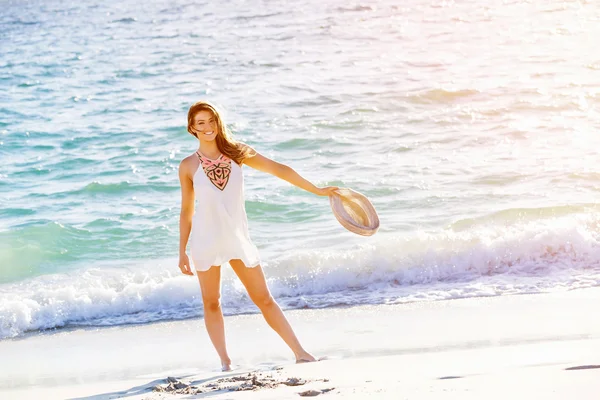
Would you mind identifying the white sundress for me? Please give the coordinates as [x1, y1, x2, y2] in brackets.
[190, 151, 261, 272]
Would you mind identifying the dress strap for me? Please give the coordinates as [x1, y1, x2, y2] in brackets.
[196, 151, 222, 162]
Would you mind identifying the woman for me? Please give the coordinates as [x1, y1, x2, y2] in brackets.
[178, 101, 338, 371]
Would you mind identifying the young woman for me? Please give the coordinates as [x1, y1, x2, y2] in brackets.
[178, 101, 338, 371]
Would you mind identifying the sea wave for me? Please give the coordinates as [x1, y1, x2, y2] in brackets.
[0, 221, 174, 284]
[2, 213, 599, 339]
[404, 88, 481, 104]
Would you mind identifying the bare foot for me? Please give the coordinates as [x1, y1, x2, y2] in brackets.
[222, 363, 232, 372]
[295, 352, 317, 364]
[221, 359, 232, 372]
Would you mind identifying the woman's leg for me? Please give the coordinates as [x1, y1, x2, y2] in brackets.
[196, 265, 232, 371]
[229, 259, 316, 362]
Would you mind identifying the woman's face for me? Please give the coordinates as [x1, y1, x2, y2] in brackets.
[192, 110, 218, 141]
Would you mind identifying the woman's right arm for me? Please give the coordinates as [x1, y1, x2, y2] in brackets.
[178, 158, 195, 276]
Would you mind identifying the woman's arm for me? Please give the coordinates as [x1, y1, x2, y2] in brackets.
[243, 147, 338, 196]
[178, 157, 195, 276]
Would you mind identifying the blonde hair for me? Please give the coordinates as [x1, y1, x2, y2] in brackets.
[187, 101, 255, 165]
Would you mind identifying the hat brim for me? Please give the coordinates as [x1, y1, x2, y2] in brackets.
[329, 188, 379, 236]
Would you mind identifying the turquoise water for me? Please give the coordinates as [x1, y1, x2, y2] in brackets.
[2, 0, 600, 338]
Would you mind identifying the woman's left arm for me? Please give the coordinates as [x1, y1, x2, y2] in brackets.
[243, 149, 338, 197]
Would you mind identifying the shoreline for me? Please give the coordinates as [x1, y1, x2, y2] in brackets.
[2, 287, 600, 399]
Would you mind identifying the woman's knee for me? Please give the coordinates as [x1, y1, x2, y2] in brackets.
[251, 293, 275, 310]
[202, 297, 221, 313]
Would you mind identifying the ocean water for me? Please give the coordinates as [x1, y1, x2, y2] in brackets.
[1, 0, 600, 339]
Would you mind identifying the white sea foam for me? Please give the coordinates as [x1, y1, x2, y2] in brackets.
[2, 214, 599, 339]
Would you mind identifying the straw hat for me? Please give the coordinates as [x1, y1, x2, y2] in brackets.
[329, 188, 379, 236]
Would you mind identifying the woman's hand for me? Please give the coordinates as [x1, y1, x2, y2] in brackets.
[315, 186, 339, 197]
[178, 253, 194, 276]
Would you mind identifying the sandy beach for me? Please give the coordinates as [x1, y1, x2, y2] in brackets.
[2, 287, 599, 399]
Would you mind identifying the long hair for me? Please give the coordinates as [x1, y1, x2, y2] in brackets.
[187, 101, 255, 165]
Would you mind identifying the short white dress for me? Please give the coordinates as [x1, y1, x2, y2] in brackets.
[190, 151, 261, 271]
